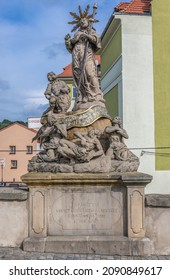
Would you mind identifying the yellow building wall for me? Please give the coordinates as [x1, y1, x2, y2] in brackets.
[101, 26, 122, 76]
[152, 0, 170, 170]
[100, 19, 121, 118]
[66, 83, 73, 97]
[104, 85, 118, 118]
[58, 77, 73, 98]
[0, 124, 37, 182]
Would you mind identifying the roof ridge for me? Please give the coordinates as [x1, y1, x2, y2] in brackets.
[122, 0, 134, 12]
[0, 122, 37, 133]
[115, 0, 151, 15]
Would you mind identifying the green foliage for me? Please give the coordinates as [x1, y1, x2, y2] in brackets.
[0, 119, 11, 129]
[0, 119, 27, 129]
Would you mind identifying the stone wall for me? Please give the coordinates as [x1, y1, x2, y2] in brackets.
[22, 172, 152, 255]
[0, 186, 170, 256]
[0, 187, 28, 247]
[145, 194, 170, 255]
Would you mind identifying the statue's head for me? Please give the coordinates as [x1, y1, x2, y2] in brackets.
[47, 72, 57, 82]
[68, 5, 99, 32]
[80, 18, 89, 29]
[112, 116, 122, 126]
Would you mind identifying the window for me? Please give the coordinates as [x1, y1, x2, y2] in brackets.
[97, 64, 101, 76]
[11, 160, 17, 169]
[72, 86, 77, 98]
[26, 146, 33, 154]
[9, 146, 16, 154]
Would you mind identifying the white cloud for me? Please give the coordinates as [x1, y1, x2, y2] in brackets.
[0, 0, 125, 121]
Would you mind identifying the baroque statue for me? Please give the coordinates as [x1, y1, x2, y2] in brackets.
[28, 4, 139, 174]
[44, 71, 71, 113]
[65, 4, 104, 109]
[58, 129, 104, 164]
[105, 117, 139, 172]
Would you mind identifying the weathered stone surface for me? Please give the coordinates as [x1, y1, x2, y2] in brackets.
[0, 187, 28, 201]
[1, 246, 170, 260]
[28, 162, 73, 173]
[146, 206, 170, 255]
[145, 196, 170, 255]
[110, 159, 140, 172]
[0, 189, 28, 247]
[145, 194, 170, 207]
[65, 11, 104, 109]
[48, 185, 124, 236]
[28, 5, 139, 175]
[23, 236, 151, 256]
[120, 172, 153, 184]
[127, 187, 145, 238]
[21, 172, 153, 255]
[130, 238, 151, 256]
[67, 117, 112, 141]
[23, 237, 46, 253]
[74, 155, 111, 173]
[59, 164, 74, 173]
[22, 171, 152, 187]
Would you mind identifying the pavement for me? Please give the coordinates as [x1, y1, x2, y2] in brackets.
[0, 247, 170, 260]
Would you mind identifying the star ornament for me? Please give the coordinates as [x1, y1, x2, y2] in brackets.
[68, 5, 99, 32]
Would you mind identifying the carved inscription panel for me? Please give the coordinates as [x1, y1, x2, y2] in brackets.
[48, 187, 123, 236]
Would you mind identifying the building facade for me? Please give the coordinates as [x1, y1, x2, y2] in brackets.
[152, 0, 170, 171]
[100, 0, 170, 194]
[0, 123, 37, 183]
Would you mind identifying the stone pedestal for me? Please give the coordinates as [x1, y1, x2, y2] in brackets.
[22, 172, 152, 255]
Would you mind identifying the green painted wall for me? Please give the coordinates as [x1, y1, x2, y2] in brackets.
[67, 83, 73, 97]
[101, 26, 122, 76]
[152, 0, 170, 170]
[104, 85, 118, 118]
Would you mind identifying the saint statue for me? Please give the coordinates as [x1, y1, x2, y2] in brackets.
[65, 4, 104, 108]
[29, 4, 139, 174]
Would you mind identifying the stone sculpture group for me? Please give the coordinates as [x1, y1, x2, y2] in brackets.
[28, 4, 139, 174]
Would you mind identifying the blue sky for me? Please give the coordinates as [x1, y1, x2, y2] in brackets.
[0, 0, 128, 122]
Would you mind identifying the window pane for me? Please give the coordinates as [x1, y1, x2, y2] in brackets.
[72, 86, 77, 98]
[11, 160, 17, 169]
[27, 146, 33, 154]
[9, 146, 16, 154]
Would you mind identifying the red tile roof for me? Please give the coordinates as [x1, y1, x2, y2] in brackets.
[115, 0, 151, 14]
[57, 63, 72, 77]
[57, 55, 101, 77]
[115, 2, 129, 12]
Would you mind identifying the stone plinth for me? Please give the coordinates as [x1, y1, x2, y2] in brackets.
[0, 187, 28, 247]
[22, 172, 152, 255]
[145, 194, 170, 255]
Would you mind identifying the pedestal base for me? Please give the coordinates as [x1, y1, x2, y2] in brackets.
[23, 236, 151, 256]
[22, 172, 152, 256]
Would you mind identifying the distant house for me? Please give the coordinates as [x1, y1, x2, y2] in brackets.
[28, 117, 41, 130]
[0, 122, 37, 183]
[100, 0, 170, 194]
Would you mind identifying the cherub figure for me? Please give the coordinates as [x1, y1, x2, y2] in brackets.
[105, 116, 136, 161]
[44, 71, 71, 113]
[38, 121, 67, 162]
